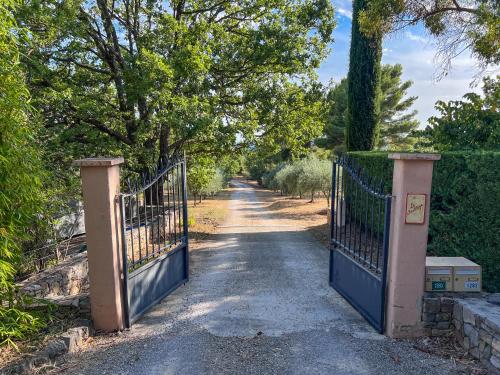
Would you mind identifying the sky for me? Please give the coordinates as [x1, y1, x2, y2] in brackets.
[317, 0, 496, 127]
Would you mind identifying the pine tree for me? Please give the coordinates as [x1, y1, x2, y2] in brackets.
[319, 64, 419, 150]
[315, 79, 347, 152]
[378, 64, 419, 149]
[346, 0, 383, 151]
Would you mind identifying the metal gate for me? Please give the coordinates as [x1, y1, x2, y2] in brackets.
[329, 154, 391, 333]
[119, 156, 189, 327]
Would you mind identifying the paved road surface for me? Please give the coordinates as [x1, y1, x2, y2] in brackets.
[57, 180, 466, 374]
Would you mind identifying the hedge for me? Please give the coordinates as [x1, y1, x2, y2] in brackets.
[348, 151, 500, 292]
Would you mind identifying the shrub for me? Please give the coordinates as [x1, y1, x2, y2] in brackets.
[348, 151, 500, 292]
[264, 157, 332, 205]
[0, 0, 47, 346]
[188, 160, 229, 205]
[187, 160, 215, 205]
[262, 164, 286, 191]
[297, 157, 332, 203]
[275, 164, 302, 196]
[201, 169, 225, 197]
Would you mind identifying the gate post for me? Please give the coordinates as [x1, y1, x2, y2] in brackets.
[74, 157, 125, 332]
[385, 153, 440, 338]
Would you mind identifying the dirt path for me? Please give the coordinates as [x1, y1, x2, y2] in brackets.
[52, 180, 467, 374]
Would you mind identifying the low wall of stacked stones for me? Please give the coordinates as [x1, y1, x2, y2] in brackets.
[422, 294, 455, 336]
[422, 293, 500, 373]
[18, 253, 89, 298]
[16, 222, 166, 300]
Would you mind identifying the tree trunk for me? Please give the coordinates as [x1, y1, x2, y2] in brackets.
[159, 124, 171, 158]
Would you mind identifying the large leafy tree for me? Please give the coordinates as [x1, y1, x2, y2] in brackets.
[418, 76, 499, 151]
[358, 0, 500, 74]
[18, 0, 335, 172]
[319, 64, 419, 150]
[243, 79, 327, 181]
[248, 80, 326, 160]
[346, 0, 383, 151]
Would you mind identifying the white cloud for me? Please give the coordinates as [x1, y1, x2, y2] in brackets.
[337, 8, 352, 19]
[319, 11, 497, 126]
[333, 0, 353, 19]
[404, 31, 428, 43]
[410, 78, 480, 127]
[383, 46, 488, 126]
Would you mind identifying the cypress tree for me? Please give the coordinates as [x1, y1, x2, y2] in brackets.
[346, 0, 383, 151]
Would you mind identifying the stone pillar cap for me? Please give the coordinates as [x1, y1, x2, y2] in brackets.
[388, 153, 441, 161]
[73, 157, 125, 167]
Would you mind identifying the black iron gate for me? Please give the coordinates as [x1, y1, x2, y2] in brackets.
[119, 156, 189, 327]
[329, 154, 391, 333]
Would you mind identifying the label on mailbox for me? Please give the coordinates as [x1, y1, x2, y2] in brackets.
[465, 281, 480, 290]
[432, 281, 447, 290]
[405, 194, 426, 224]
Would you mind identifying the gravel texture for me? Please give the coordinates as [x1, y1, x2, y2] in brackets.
[51, 181, 468, 374]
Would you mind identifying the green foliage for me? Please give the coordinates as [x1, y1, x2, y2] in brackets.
[378, 64, 419, 149]
[316, 78, 347, 152]
[275, 164, 302, 196]
[245, 79, 330, 182]
[187, 157, 216, 204]
[346, 152, 393, 193]
[218, 155, 243, 179]
[417, 76, 500, 151]
[0, 304, 45, 348]
[18, 0, 335, 172]
[249, 80, 327, 160]
[296, 157, 332, 203]
[346, 0, 383, 151]
[201, 169, 225, 197]
[348, 151, 500, 292]
[263, 156, 332, 204]
[0, 0, 47, 346]
[262, 164, 286, 192]
[188, 155, 232, 203]
[320, 64, 419, 151]
[248, 159, 269, 183]
[358, 0, 500, 72]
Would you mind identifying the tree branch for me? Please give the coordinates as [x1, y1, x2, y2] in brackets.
[51, 57, 111, 75]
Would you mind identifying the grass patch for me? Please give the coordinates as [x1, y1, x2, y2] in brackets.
[188, 189, 231, 247]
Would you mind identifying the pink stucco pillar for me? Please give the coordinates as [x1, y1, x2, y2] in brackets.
[74, 157, 125, 332]
[386, 153, 440, 338]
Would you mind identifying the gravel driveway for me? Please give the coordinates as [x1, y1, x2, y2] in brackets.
[54, 180, 467, 374]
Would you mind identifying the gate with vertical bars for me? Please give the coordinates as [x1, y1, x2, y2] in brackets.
[329, 154, 392, 333]
[119, 156, 189, 327]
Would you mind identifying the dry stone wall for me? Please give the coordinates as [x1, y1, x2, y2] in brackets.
[422, 293, 500, 373]
[453, 297, 500, 372]
[422, 294, 455, 336]
[18, 253, 88, 298]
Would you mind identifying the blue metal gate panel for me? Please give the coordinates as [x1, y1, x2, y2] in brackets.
[127, 243, 188, 325]
[329, 154, 391, 334]
[120, 156, 189, 328]
[330, 250, 384, 332]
